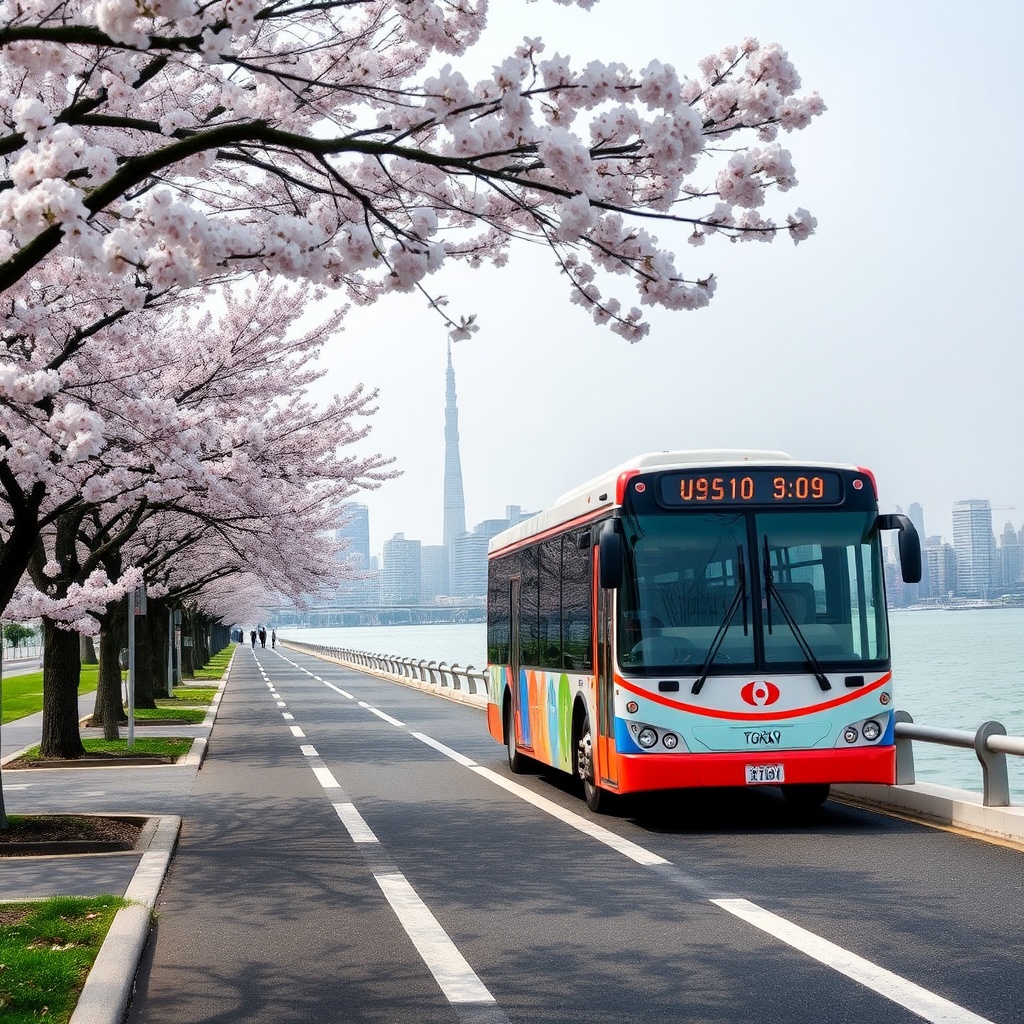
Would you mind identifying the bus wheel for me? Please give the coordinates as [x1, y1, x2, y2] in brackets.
[505, 702, 527, 774]
[781, 783, 830, 810]
[576, 714, 607, 813]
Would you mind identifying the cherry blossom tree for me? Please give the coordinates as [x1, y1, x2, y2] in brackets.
[0, 0, 824, 608]
[4, 281, 394, 755]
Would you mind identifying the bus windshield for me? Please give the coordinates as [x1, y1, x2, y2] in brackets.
[617, 510, 889, 674]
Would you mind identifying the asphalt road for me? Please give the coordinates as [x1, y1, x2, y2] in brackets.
[126, 646, 1024, 1024]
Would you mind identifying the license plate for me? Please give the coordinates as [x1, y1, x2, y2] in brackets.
[745, 763, 784, 785]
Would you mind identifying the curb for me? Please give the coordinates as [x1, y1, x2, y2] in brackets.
[68, 814, 181, 1024]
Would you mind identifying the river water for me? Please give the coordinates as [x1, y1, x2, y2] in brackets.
[280, 608, 1024, 799]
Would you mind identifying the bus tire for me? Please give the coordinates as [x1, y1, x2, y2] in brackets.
[575, 711, 609, 813]
[781, 783, 830, 809]
[505, 698, 528, 774]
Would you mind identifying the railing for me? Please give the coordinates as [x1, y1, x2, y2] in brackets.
[894, 710, 1024, 808]
[280, 641, 1024, 807]
[281, 641, 488, 697]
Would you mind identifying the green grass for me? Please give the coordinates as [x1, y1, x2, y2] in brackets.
[0, 895, 128, 1024]
[1, 668, 98, 725]
[190, 646, 233, 680]
[132, 706, 208, 724]
[159, 686, 218, 704]
[15, 737, 193, 762]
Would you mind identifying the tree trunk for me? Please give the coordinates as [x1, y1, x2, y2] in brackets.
[40, 618, 85, 759]
[93, 605, 127, 739]
[80, 634, 98, 665]
[133, 610, 159, 709]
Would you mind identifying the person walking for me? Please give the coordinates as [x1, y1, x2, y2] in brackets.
[271, 629, 277, 648]
[258, 626, 267, 649]
[250, 629, 257, 649]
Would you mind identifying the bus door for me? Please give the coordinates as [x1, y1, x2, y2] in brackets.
[509, 576, 530, 750]
[596, 585, 619, 788]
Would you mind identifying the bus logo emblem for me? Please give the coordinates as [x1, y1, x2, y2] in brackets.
[741, 681, 780, 707]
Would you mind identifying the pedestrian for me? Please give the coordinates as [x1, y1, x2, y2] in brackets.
[271, 629, 277, 648]
[258, 626, 267, 648]
[250, 629, 257, 649]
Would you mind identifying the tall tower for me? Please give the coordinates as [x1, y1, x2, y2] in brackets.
[442, 340, 467, 593]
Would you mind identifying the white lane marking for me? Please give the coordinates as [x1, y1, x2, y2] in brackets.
[367, 706, 404, 727]
[300, 744, 318, 757]
[290, 725, 306, 738]
[312, 763, 341, 789]
[375, 872, 495, 1005]
[712, 899, 996, 1024]
[471, 765, 668, 867]
[276, 701, 287, 707]
[413, 732, 478, 768]
[334, 802, 379, 843]
[323, 681, 354, 699]
[282, 713, 295, 721]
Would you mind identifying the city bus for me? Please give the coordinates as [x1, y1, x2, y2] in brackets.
[485, 450, 921, 812]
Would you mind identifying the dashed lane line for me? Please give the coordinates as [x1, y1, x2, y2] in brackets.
[258, 666, 507, 1021]
[271, 655, 1002, 1024]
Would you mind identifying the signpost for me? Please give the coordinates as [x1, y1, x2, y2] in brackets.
[127, 585, 147, 748]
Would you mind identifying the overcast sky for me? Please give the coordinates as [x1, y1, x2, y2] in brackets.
[310, 0, 1024, 558]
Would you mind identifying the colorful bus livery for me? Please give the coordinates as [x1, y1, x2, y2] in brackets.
[485, 450, 922, 812]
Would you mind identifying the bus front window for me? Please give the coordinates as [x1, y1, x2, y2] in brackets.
[756, 511, 889, 667]
[618, 513, 754, 672]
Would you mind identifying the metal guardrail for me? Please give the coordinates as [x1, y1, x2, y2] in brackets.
[281, 641, 489, 697]
[280, 641, 1023, 806]
[894, 710, 1024, 807]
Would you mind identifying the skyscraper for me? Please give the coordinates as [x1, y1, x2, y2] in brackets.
[442, 340, 467, 591]
[952, 500, 996, 598]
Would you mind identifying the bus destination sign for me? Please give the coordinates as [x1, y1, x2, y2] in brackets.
[658, 469, 844, 507]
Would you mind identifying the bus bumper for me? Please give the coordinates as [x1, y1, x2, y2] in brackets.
[611, 745, 895, 792]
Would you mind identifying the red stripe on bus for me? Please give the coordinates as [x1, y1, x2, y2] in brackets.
[615, 671, 892, 721]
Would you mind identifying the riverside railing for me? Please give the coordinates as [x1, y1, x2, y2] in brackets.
[279, 641, 1023, 806]
[893, 710, 1024, 807]
[282, 641, 488, 697]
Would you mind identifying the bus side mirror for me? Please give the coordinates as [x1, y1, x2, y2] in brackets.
[598, 521, 623, 590]
[877, 513, 922, 584]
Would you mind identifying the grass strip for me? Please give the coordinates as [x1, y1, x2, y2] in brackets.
[158, 686, 218, 704]
[190, 646, 233, 680]
[131, 706, 208, 724]
[0, 895, 128, 1024]
[1, 668, 98, 725]
[14, 737, 193, 763]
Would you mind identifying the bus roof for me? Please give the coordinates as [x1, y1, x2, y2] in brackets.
[487, 449, 861, 555]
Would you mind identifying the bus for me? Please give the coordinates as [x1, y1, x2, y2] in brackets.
[485, 450, 921, 812]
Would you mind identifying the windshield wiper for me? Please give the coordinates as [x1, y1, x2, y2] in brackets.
[762, 537, 831, 692]
[691, 548, 747, 695]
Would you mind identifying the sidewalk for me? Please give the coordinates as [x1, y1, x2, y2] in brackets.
[0, 677, 225, 1024]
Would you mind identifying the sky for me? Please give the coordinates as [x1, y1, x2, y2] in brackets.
[308, 0, 1024, 559]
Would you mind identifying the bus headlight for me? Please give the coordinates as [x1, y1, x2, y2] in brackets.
[861, 719, 882, 742]
[662, 733, 679, 749]
[636, 727, 659, 749]
[843, 727, 859, 744]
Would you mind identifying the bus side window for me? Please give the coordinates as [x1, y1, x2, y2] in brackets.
[562, 531, 593, 670]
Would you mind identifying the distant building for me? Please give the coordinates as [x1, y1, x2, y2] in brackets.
[420, 545, 449, 603]
[952, 500, 996, 598]
[998, 522, 1024, 590]
[381, 533, 421, 605]
[442, 343, 467, 592]
[924, 540, 958, 603]
[334, 503, 377, 605]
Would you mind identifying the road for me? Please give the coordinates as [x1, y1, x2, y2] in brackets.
[127, 645, 1024, 1024]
